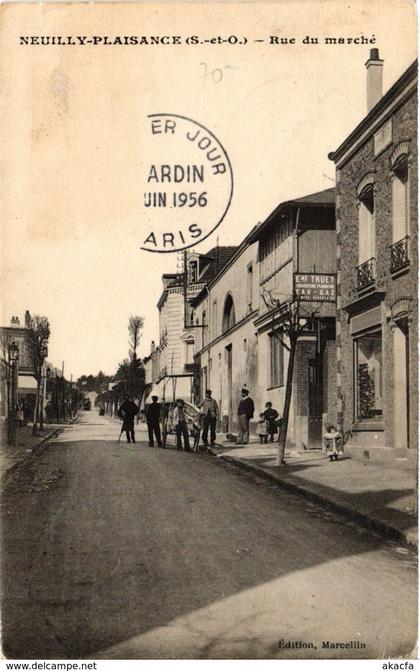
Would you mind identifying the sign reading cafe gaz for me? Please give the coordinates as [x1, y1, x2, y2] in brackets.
[294, 273, 336, 302]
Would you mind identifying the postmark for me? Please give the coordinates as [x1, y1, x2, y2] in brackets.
[141, 113, 233, 253]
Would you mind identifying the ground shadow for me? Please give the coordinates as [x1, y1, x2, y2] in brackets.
[1, 432, 417, 660]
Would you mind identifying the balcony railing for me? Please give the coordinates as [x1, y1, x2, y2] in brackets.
[357, 257, 376, 291]
[390, 236, 410, 273]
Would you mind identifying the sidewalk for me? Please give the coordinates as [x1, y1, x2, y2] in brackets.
[208, 439, 418, 548]
[1, 420, 73, 479]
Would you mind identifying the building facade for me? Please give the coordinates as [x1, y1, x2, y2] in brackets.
[329, 51, 418, 463]
[191, 233, 259, 432]
[192, 188, 337, 448]
[0, 314, 38, 420]
[249, 188, 337, 449]
[145, 248, 237, 406]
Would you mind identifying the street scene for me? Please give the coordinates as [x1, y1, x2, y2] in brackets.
[1, 1, 418, 663]
[2, 410, 417, 659]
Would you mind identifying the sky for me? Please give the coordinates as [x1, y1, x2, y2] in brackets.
[1, 1, 417, 379]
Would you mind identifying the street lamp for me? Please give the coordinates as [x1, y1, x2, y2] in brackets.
[9, 341, 19, 362]
[39, 359, 51, 431]
[7, 341, 20, 445]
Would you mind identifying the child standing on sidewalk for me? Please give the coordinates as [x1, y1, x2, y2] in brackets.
[256, 413, 268, 444]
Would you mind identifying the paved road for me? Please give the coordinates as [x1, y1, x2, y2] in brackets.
[2, 412, 417, 659]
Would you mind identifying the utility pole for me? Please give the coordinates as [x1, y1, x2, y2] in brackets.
[61, 362, 65, 421]
[69, 374, 73, 418]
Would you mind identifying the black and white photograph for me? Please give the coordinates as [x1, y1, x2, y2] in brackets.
[0, 0, 418, 663]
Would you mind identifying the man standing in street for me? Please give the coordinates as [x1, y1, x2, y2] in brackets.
[118, 394, 140, 444]
[146, 395, 163, 447]
[237, 388, 254, 444]
[173, 399, 191, 452]
[198, 389, 219, 447]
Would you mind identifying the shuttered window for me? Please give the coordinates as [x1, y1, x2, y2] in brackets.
[358, 185, 375, 264]
[392, 156, 409, 243]
[269, 333, 283, 388]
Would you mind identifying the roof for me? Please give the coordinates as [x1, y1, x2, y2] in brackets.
[286, 187, 336, 206]
[190, 227, 259, 308]
[199, 246, 237, 283]
[329, 59, 417, 165]
[247, 187, 336, 243]
[165, 246, 237, 289]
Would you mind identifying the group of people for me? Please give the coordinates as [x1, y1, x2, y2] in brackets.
[236, 388, 280, 444]
[117, 387, 280, 449]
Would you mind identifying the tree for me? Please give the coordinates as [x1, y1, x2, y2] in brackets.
[262, 290, 322, 467]
[115, 356, 146, 403]
[29, 315, 51, 435]
[128, 315, 146, 405]
[128, 315, 144, 362]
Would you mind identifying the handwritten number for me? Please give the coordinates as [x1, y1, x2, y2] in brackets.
[200, 62, 225, 89]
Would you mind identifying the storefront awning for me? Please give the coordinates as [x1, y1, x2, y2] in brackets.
[18, 374, 37, 390]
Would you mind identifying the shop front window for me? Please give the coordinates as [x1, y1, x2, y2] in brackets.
[355, 330, 383, 420]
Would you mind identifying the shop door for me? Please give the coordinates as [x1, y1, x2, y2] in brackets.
[308, 359, 323, 447]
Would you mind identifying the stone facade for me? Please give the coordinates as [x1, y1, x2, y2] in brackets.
[330, 58, 417, 462]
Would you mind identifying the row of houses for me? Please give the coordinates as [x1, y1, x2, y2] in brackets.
[0, 312, 77, 429]
[0, 312, 40, 420]
[144, 50, 418, 465]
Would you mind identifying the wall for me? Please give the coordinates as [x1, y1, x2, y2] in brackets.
[193, 242, 261, 430]
[297, 211, 336, 274]
[337, 88, 418, 453]
[158, 289, 185, 376]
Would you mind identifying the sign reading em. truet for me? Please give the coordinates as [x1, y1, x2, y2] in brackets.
[294, 273, 336, 302]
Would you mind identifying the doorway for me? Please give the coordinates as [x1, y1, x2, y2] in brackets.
[225, 345, 233, 431]
[393, 318, 410, 449]
[308, 358, 323, 447]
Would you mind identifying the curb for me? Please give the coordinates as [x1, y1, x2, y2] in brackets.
[209, 449, 417, 549]
[2, 413, 81, 481]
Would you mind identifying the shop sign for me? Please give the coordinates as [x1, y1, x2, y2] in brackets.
[294, 273, 336, 302]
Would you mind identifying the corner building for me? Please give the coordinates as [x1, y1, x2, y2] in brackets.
[329, 53, 418, 463]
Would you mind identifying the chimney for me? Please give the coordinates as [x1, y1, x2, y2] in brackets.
[365, 48, 383, 112]
[10, 316, 20, 327]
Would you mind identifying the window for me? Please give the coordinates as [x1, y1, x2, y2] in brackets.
[189, 260, 198, 284]
[212, 300, 218, 340]
[357, 176, 376, 290]
[202, 310, 207, 348]
[391, 148, 410, 273]
[354, 330, 383, 421]
[269, 333, 283, 388]
[358, 184, 375, 264]
[247, 263, 253, 310]
[392, 156, 409, 240]
[186, 340, 194, 363]
[222, 294, 236, 333]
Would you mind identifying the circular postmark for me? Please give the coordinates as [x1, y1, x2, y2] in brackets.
[140, 113, 233, 253]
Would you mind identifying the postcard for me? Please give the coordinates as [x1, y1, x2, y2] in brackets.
[0, 0, 417, 663]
